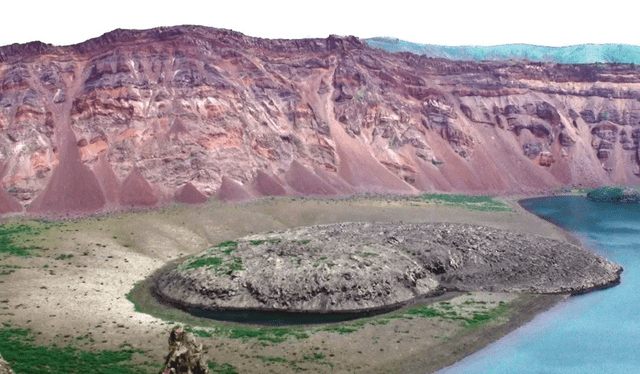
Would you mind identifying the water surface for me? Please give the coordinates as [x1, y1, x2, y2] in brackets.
[437, 196, 640, 373]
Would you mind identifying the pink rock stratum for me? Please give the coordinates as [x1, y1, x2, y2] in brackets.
[1, 26, 640, 215]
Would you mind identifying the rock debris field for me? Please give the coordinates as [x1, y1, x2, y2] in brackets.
[156, 222, 622, 314]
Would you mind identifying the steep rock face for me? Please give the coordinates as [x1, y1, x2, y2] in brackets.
[0, 185, 21, 214]
[26, 134, 106, 213]
[2, 26, 640, 214]
[160, 327, 209, 374]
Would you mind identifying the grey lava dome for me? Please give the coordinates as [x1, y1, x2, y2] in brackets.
[154, 222, 622, 314]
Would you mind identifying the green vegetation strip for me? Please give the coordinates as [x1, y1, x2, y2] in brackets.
[179, 241, 244, 275]
[207, 361, 238, 374]
[319, 299, 510, 335]
[405, 300, 509, 328]
[0, 324, 156, 374]
[126, 274, 310, 345]
[255, 352, 333, 371]
[129, 263, 514, 345]
[587, 186, 640, 202]
[420, 193, 511, 212]
[0, 221, 60, 257]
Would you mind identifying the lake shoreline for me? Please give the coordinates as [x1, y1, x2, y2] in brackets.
[0, 193, 621, 373]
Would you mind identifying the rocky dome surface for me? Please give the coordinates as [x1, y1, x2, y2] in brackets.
[155, 222, 621, 313]
[2, 26, 640, 215]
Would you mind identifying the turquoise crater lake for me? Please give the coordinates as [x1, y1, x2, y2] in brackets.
[437, 196, 640, 373]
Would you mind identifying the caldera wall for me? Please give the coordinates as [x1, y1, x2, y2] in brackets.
[2, 26, 640, 215]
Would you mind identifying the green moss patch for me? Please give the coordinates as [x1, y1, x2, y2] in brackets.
[179, 241, 244, 276]
[184, 257, 222, 269]
[0, 221, 60, 257]
[0, 324, 154, 374]
[207, 361, 238, 374]
[220, 325, 310, 343]
[403, 300, 510, 328]
[249, 239, 281, 246]
[317, 298, 511, 336]
[312, 256, 335, 268]
[254, 355, 289, 364]
[420, 193, 511, 212]
[587, 186, 640, 202]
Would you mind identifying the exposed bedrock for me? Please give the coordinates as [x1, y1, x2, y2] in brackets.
[155, 222, 621, 313]
[0, 186, 22, 214]
[3, 25, 640, 215]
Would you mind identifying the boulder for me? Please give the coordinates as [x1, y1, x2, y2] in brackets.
[539, 151, 555, 167]
[536, 101, 561, 125]
[159, 327, 209, 374]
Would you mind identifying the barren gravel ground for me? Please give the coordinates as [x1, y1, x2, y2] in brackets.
[0, 195, 572, 373]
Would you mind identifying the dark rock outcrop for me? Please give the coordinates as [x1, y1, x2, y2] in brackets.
[159, 326, 209, 374]
[155, 222, 621, 314]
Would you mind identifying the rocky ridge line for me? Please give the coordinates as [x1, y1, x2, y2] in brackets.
[2, 26, 640, 216]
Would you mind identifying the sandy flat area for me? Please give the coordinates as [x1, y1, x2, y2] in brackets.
[0, 195, 573, 373]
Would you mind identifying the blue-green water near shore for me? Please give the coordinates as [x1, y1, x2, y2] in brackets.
[437, 196, 640, 373]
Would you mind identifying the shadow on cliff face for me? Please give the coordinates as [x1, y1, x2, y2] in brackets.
[92, 153, 121, 204]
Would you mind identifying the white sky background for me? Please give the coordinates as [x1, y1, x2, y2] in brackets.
[1, 0, 638, 47]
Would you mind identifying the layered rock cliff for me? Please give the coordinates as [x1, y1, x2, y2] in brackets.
[1, 26, 640, 214]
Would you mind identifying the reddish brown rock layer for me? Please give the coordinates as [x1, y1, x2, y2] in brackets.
[92, 153, 121, 204]
[174, 182, 208, 204]
[285, 160, 337, 196]
[2, 25, 640, 216]
[27, 137, 105, 213]
[118, 167, 158, 207]
[251, 170, 288, 196]
[0, 187, 22, 214]
[217, 176, 254, 202]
